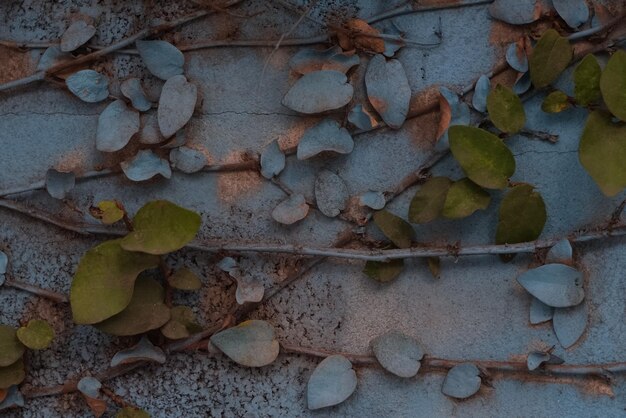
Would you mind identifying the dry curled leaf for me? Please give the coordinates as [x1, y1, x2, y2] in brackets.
[338, 19, 385, 54]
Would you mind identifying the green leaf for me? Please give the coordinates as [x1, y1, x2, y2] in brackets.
[70, 240, 160, 325]
[541, 91, 571, 113]
[161, 306, 201, 340]
[372, 210, 414, 249]
[121, 200, 201, 255]
[16, 320, 54, 350]
[210, 320, 280, 367]
[579, 111, 626, 196]
[408, 177, 452, 224]
[529, 29, 573, 88]
[442, 178, 491, 219]
[0, 358, 24, 389]
[449, 126, 515, 190]
[0, 326, 24, 367]
[363, 259, 404, 283]
[95, 276, 171, 336]
[600, 50, 626, 121]
[496, 184, 546, 244]
[574, 54, 601, 106]
[167, 268, 202, 291]
[115, 407, 150, 418]
[90, 200, 125, 224]
[487, 84, 525, 133]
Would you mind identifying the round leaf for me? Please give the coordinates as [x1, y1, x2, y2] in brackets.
[168, 268, 202, 291]
[296, 118, 354, 160]
[77, 376, 101, 399]
[365, 54, 411, 129]
[600, 50, 626, 121]
[60, 20, 96, 52]
[16, 320, 54, 350]
[158, 75, 198, 138]
[442, 178, 490, 219]
[282, 70, 353, 114]
[553, 303, 587, 348]
[441, 363, 481, 399]
[70, 239, 160, 324]
[314, 170, 348, 218]
[541, 91, 571, 113]
[0, 359, 25, 390]
[90, 200, 125, 225]
[95, 276, 171, 336]
[136, 40, 184, 81]
[121, 200, 201, 255]
[496, 184, 546, 244]
[169, 147, 207, 174]
[65, 70, 109, 103]
[370, 331, 424, 378]
[408, 177, 452, 224]
[358, 191, 385, 210]
[363, 259, 404, 283]
[449, 126, 515, 190]
[372, 210, 414, 249]
[307, 355, 357, 410]
[579, 111, 626, 196]
[529, 29, 573, 89]
[487, 84, 525, 133]
[271, 194, 310, 225]
[488, 0, 540, 25]
[210, 320, 280, 367]
[517, 264, 584, 308]
[0, 326, 24, 367]
[553, 0, 589, 28]
[574, 54, 601, 107]
[96, 99, 140, 152]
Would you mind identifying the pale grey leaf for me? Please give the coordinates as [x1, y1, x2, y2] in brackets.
[314, 170, 348, 218]
[66, 70, 109, 103]
[506, 42, 528, 73]
[60, 20, 96, 52]
[358, 191, 386, 210]
[370, 330, 424, 378]
[216, 257, 238, 275]
[77, 376, 101, 399]
[282, 70, 353, 114]
[529, 297, 554, 325]
[0, 386, 24, 411]
[158, 75, 197, 138]
[472, 74, 490, 113]
[545, 239, 573, 264]
[120, 78, 152, 112]
[0, 250, 7, 275]
[169, 147, 206, 174]
[96, 99, 140, 152]
[307, 355, 357, 410]
[296, 119, 354, 160]
[489, 0, 540, 25]
[365, 54, 410, 129]
[553, 303, 587, 348]
[45, 169, 75, 199]
[553, 0, 589, 28]
[513, 71, 531, 94]
[271, 194, 309, 225]
[260, 140, 285, 179]
[235, 275, 264, 305]
[441, 363, 481, 399]
[138, 112, 166, 144]
[210, 320, 279, 367]
[110, 336, 166, 367]
[348, 104, 378, 130]
[517, 264, 584, 308]
[136, 40, 184, 80]
[527, 351, 550, 371]
[121, 150, 172, 182]
[289, 47, 360, 75]
[161, 128, 187, 149]
[438, 86, 470, 148]
[382, 21, 404, 58]
[36, 46, 72, 71]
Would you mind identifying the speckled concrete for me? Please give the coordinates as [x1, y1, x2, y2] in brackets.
[1, 1, 626, 417]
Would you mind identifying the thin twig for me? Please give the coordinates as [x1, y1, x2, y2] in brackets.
[367, 0, 495, 24]
[3, 277, 68, 303]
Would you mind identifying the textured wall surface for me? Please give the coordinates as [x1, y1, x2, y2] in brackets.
[1, 0, 625, 417]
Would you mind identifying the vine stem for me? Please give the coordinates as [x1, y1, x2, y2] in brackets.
[3, 277, 68, 303]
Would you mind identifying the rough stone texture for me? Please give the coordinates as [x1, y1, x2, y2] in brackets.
[1, 1, 626, 417]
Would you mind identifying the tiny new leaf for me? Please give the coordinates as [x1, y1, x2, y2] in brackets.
[496, 184, 546, 245]
[541, 91, 571, 113]
[210, 320, 280, 367]
[487, 84, 526, 133]
[90, 200, 125, 225]
[529, 29, 573, 89]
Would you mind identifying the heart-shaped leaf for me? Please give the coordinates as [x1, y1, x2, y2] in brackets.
[546, 239, 573, 264]
[96, 99, 140, 152]
[271, 194, 310, 225]
[358, 191, 385, 210]
[529, 29, 572, 89]
[373, 210, 414, 249]
[289, 47, 360, 75]
[0, 359, 24, 390]
[110, 336, 166, 367]
[235, 275, 264, 305]
[307, 355, 357, 410]
[260, 140, 285, 179]
[442, 178, 490, 219]
[37, 46, 72, 71]
[409, 177, 452, 224]
[60, 20, 96, 52]
[527, 351, 553, 371]
[161, 306, 201, 340]
[77, 376, 101, 399]
[449, 126, 515, 190]
[529, 297, 553, 325]
[66, 70, 109, 103]
[348, 104, 378, 130]
[169, 147, 206, 174]
[296, 119, 354, 160]
[517, 263, 584, 308]
[363, 259, 404, 283]
[95, 276, 171, 336]
[553, 303, 587, 348]
[489, 0, 541, 25]
[441, 363, 481, 399]
[506, 41, 528, 73]
[70, 239, 160, 324]
[600, 50, 626, 121]
[579, 111, 626, 196]
[487, 84, 525, 133]
[16, 320, 54, 350]
[136, 40, 184, 81]
[210, 320, 280, 367]
[365, 55, 411, 129]
[282, 70, 353, 114]
[574, 54, 601, 107]
[115, 407, 150, 418]
[0, 386, 24, 411]
[121, 200, 201, 255]
[315, 170, 348, 218]
[553, 0, 589, 28]
[158, 75, 197, 138]
[168, 268, 202, 291]
[121, 150, 172, 182]
[472, 74, 490, 113]
[541, 91, 571, 113]
[90, 200, 125, 225]
[370, 331, 424, 378]
[437, 87, 470, 148]
[45, 169, 75, 199]
[120, 78, 152, 112]
[0, 326, 24, 367]
[496, 184, 546, 244]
